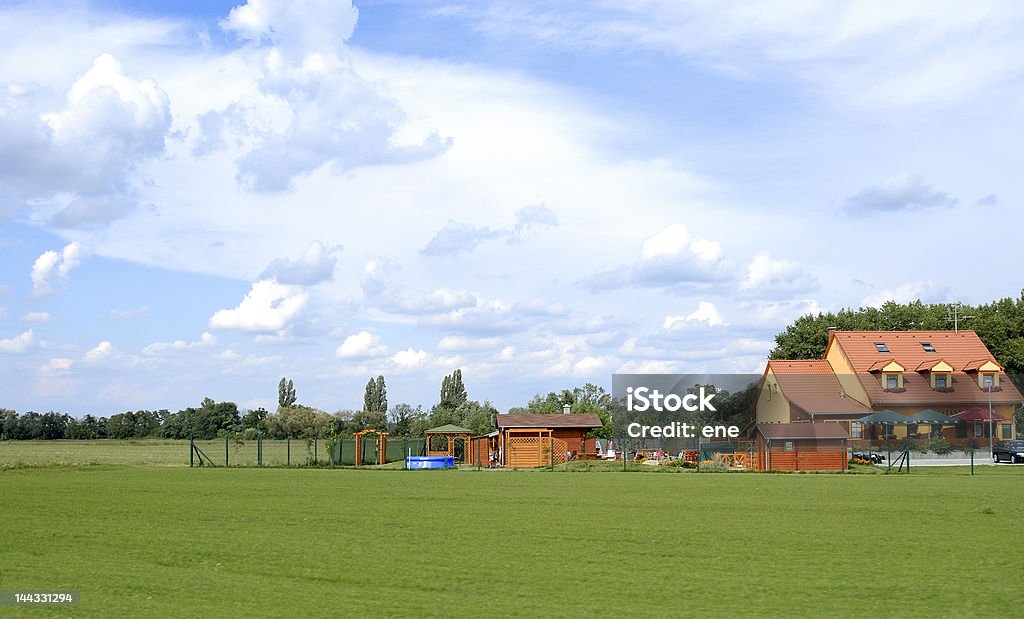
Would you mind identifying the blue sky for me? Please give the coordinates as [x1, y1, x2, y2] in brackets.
[1, 0, 1022, 415]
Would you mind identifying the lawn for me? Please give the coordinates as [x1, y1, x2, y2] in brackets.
[0, 439, 322, 469]
[2, 462, 1023, 617]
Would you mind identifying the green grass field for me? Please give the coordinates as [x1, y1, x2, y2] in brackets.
[2, 444, 1023, 617]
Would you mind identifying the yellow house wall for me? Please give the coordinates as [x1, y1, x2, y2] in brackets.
[826, 342, 871, 403]
[755, 368, 791, 424]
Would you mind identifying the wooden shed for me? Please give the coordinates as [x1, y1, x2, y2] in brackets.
[751, 423, 849, 472]
[495, 413, 603, 468]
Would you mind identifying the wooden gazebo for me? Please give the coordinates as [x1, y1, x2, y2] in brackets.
[425, 424, 472, 463]
[353, 429, 388, 466]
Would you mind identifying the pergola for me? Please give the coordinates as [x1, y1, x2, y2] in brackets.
[425, 424, 472, 463]
[353, 429, 388, 466]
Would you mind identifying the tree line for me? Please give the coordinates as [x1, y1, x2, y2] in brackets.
[7, 296, 1021, 441]
[2, 369, 530, 441]
[770, 295, 1024, 375]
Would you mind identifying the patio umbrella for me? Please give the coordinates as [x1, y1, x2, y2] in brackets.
[906, 409, 957, 425]
[952, 408, 1008, 422]
[857, 410, 907, 425]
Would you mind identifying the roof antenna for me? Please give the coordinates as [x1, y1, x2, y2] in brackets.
[946, 302, 974, 334]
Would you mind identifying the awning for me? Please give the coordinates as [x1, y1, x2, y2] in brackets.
[951, 408, 1008, 423]
[906, 409, 958, 425]
[857, 410, 907, 425]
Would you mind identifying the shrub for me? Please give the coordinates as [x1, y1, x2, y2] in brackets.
[697, 460, 726, 472]
[923, 435, 954, 455]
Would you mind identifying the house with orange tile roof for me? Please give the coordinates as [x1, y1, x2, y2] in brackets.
[754, 329, 1022, 446]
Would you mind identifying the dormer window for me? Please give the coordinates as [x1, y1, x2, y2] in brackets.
[921, 342, 936, 353]
[875, 342, 889, 353]
[982, 373, 997, 388]
[934, 374, 948, 389]
[885, 374, 899, 389]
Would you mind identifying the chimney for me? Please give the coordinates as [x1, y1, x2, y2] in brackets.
[562, 404, 571, 415]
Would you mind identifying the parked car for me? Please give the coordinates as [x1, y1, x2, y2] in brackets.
[993, 440, 1024, 464]
[852, 452, 886, 464]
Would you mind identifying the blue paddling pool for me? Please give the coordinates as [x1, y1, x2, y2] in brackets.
[406, 456, 455, 469]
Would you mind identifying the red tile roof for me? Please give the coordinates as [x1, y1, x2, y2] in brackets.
[831, 330, 995, 373]
[754, 423, 849, 440]
[828, 330, 1023, 406]
[767, 360, 872, 415]
[496, 414, 603, 429]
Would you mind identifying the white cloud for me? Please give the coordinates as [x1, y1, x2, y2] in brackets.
[616, 359, 681, 374]
[360, 260, 477, 316]
[108, 306, 149, 319]
[0, 329, 34, 354]
[737, 299, 825, 328]
[0, 53, 170, 212]
[30, 241, 87, 294]
[420, 205, 558, 256]
[215, 349, 242, 361]
[142, 332, 217, 355]
[209, 1, 449, 191]
[844, 173, 956, 215]
[420, 220, 504, 257]
[663, 301, 726, 329]
[84, 341, 116, 363]
[584, 224, 731, 291]
[259, 240, 340, 285]
[390, 347, 431, 369]
[437, 335, 502, 352]
[335, 330, 387, 358]
[739, 251, 818, 293]
[23, 311, 51, 323]
[40, 357, 73, 375]
[861, 281, 952, 308]
[571, 355, 616, 377]
[209, 279, 309, 332]
[222, 0, 359, 56]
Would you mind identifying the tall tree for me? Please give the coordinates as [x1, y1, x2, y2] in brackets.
[278, 377, 297, 408]
[363, 377, 378, 412]
[375, 375, 387, 413]
[439, 369, 467, 409]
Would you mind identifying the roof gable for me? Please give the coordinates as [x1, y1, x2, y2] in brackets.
[963, 359, 1002, 373]
[765, 360, 872, 415]
[915, 359, 954, 373]
[867, 359, 905, 373]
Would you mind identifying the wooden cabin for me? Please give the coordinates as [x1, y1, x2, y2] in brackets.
[495, 414, 603, 468]
[751, 423, 849, 471]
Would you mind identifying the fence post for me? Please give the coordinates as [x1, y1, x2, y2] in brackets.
[314, 436, 318, 465]
[189, 433, 194, 467]
[225, 435, 229, 467]
[258, 433, 263, 467]
[287, 437, 291, 466]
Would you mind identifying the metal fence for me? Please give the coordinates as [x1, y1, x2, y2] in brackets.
[188, 435, 426, 467]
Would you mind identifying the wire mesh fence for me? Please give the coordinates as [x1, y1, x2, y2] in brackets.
[188, 436, 427, 467]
